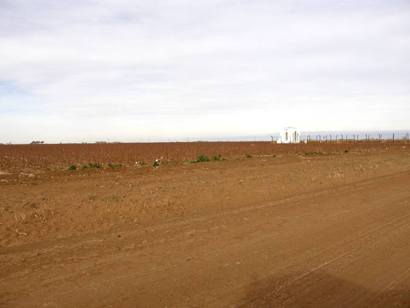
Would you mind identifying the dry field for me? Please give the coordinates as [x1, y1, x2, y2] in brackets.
[1, 141, 410, 307]
[0, 141, 404, 172]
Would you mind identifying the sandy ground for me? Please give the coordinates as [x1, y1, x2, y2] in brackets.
[1, 143, 409, 307]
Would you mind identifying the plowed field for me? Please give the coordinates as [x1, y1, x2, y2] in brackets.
[1, 142, 409, 307]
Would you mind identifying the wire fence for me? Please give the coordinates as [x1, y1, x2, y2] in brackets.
[300, 132, 409, 143]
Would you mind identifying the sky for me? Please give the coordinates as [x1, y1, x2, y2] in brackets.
[0, 0, 409, 143]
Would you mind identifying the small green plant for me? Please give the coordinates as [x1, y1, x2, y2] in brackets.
[194, 154, 210, 163]
[88, 162, 102, 169]
[304, 151, 324, 156]
[68, 165, 77, 171]
[153, 159, 161, 168]
[82, 162, 102, 169]
[212, 154, 222, 161]
[108, 163, 123, 169]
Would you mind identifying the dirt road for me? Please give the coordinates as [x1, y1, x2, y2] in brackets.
[1, 145, 409, 307]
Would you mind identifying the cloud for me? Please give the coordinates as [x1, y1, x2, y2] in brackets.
[0, 0, 409, 142]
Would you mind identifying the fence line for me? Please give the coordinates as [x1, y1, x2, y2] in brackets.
[299, 132, 409, 143]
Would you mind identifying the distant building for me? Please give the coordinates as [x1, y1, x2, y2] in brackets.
[277, 127, 301, 144]
[30, 141, 45, 144]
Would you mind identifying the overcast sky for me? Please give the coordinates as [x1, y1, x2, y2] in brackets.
[0, 0, 409, 143]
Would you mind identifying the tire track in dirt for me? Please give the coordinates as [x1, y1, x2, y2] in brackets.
[206, 207, 410, 307]
[4, 171, 408, 307]
[1, 169, 408, 258]
[1, 165, 409, 307]
[1, 169, 407, 287]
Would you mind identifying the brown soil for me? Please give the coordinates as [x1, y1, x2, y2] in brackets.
[1, 142, 409, 307]
[0, 141, 405, 172]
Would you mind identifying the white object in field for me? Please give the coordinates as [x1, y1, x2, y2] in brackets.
[277, 127, 301, 144]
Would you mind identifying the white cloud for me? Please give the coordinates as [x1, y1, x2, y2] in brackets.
[0, 0, 409, 142]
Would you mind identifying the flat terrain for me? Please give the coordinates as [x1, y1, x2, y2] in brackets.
[1, 142, 409, 307]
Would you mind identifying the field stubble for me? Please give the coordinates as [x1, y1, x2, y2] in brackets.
[0, 141, 409, 307]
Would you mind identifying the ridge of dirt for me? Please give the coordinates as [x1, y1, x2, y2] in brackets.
[0, 142, 409, 307]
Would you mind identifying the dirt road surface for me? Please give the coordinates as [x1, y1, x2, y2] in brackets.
[1, 143, 409, 307]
